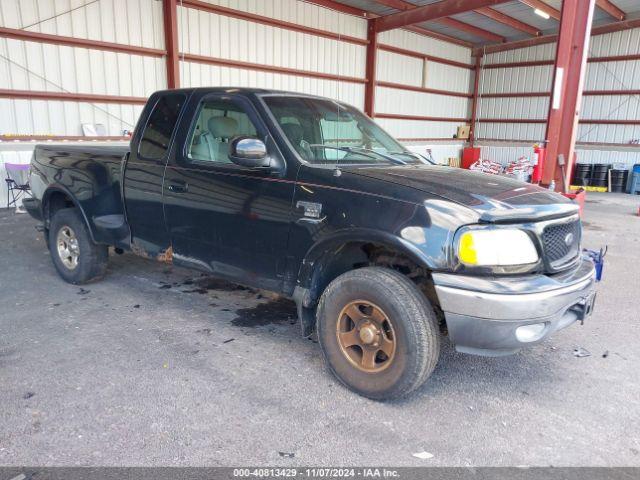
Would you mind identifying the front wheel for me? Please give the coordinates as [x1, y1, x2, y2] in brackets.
[317, 267, 440, 400]
[49, 208, 108, 284]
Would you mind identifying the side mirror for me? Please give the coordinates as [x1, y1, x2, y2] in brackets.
[229, 136, 270, 168]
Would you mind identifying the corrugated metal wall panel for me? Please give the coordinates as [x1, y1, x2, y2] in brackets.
[376, 49, 423, 87]
[193, 0, 367, 38]
[483, 42, 555, 64]
[177, 5, 367, 79]
[586, 60, 640, 91]
[426, 61, 472, 94]
[479, 65, 553, 94]
[0, 0, 165, 137]
[376, 87, 468, 119]
[180, 61, 365, 107]
[575, 148, 640, 167]
[0, 98, 142, 136]
[374, 29, 473, 142]
[479, 144, 534, 165]
[577, 123, 640, 144]
[376, 117, 465, 140]
[590, 27, 640, 57]
[476, 122, 546, 141]
[0, 0, 165, 49]
[478, 97, 549, 120]
[379, 29, 472, 65]
[0, 39, 166, 97]
[477, 27, 640, 168]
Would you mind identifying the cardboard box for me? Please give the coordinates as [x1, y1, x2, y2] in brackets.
[457, 125, 470, 139]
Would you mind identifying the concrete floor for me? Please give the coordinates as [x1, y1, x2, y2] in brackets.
[1, 193, 639, 467]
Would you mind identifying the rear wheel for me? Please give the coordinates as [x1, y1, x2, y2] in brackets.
[317, 267, 440, 400]
[49, 208, 108, 284]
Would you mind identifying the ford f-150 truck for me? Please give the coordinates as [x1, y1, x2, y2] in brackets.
[25, 88, 597, 400]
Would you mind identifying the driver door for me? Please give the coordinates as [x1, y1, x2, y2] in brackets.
[162, 93, 294, 292]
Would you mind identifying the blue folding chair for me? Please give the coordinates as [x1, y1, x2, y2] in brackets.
[4, 163, 31, 209]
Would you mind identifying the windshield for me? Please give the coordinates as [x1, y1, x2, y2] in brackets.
[262, 96, 423, 165]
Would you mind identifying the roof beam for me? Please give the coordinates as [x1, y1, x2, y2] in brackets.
[374, 0, 510, 32]
[519, 0, 561, 21]
[435, 17, 506, 42]
[475, 7, 541, 36]
[372, 0, 414, 10]
[308, 0, 475, 48]
[404, 25, 475, 47]
[375, 1, 540, 39]
[596, 0, 626, 21]
[473, 17, 640, 55]
[301, 0, 373, 18]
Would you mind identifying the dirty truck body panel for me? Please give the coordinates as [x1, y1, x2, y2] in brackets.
[26, 87, 596, 357]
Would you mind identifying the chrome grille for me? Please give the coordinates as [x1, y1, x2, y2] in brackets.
[542, 218, 581, 269]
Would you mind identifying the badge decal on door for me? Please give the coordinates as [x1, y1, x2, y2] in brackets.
[296, 201, 322, 219]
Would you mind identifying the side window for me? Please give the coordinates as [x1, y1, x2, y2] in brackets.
[139, 93, 186, 159]
[187, 99, 259, 164]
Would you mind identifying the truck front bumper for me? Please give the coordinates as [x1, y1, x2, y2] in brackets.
[432, 257, 597, 356]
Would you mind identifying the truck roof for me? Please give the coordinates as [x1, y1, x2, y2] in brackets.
[152, 87, 339, 102]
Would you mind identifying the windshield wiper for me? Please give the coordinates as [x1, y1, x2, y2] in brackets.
[308, 145, 407, 165]
[387, 151, 434, 165]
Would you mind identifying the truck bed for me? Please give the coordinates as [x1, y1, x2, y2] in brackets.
[30, 143, 131, 247]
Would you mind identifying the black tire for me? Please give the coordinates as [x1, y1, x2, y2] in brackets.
[317, 267, 440, 400]
[49, 208, 108, 284]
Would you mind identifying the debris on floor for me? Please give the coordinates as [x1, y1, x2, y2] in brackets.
[278, 452, 295, 458]
[573, 347, 591, 358]
[412, 451, 434, 460]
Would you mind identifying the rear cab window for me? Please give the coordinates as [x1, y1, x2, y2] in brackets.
[138, 93, 187, 159]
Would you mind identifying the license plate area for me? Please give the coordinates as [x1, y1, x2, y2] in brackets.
[574, 292, 596, 324]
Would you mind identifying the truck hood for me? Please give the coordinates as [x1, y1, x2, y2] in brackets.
[344, 164, 578, 222]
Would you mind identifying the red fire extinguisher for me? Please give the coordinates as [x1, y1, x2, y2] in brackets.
[532, 144, 545, 184]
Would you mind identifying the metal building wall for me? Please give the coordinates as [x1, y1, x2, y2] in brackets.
[0, 0, 477, 208]
[0, 0, 165, 136]
[375, 28, 473, 162]
[177, 0, 367, 108]
[475, 27, 640, 168]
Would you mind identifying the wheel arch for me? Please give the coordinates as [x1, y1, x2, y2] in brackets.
[42, 185, 97, 243]
[294, 229, 443, 337]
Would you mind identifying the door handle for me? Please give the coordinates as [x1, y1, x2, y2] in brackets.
[168, 182, 188, 193]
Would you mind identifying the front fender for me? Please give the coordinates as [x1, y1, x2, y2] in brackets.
[296, 227, 438, 294]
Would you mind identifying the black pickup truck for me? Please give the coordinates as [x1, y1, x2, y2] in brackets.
[25, 88, 597, 399]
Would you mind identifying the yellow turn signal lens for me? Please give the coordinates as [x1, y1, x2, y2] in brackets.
[458, 231, 478, 265]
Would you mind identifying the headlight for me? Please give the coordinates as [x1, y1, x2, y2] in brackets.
[457, 228, 539, 266]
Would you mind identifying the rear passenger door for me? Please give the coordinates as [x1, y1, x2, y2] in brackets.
[162, 93, 294, 292]
[123, 91, 187, 257]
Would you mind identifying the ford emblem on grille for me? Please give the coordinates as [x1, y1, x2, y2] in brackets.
[564, 232, 575, 246]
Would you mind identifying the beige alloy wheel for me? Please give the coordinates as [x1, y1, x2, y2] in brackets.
[56, 225, 80, 270]
[336, 300, 396, 373]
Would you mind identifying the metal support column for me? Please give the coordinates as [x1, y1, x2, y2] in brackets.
[364, 20, 378, 117]
[544, 0, 596, 190]
[163, 0, 180, 89]
[469, 55, 482, 146]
